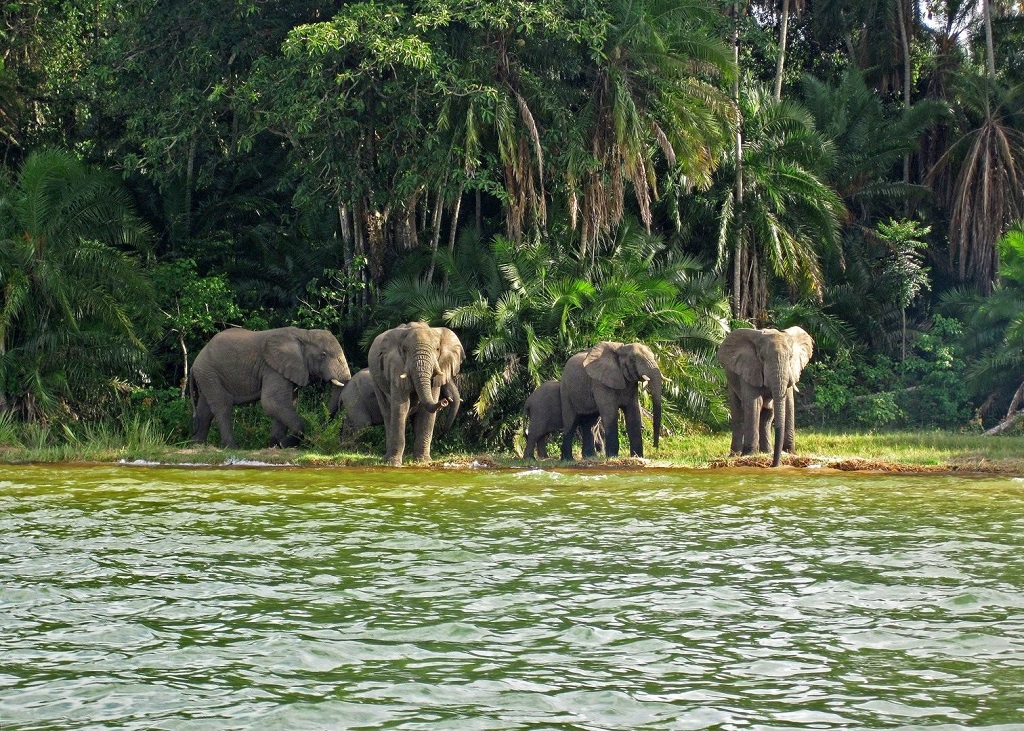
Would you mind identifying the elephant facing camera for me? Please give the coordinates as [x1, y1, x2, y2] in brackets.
[717, 325, 814, 467]
[368, 322, 465, 466]
[328, 368, 460, 445]
[559, 342, 663, 460]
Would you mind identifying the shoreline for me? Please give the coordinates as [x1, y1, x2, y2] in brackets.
[4, 450, 1024, 477]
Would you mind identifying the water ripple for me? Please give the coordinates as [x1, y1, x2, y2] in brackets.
[2, 466, 1024, 729]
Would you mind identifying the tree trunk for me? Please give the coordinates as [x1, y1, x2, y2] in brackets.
[426, 186, 444, 282]
[896, 0, 912, 184]
[983, 0, 996, 80]
[732, 21, 745, 319]
[773, 0, 791, 100]
[984, 379, 1024, 435]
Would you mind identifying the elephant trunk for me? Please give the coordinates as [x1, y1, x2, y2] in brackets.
[442, 381, 461, 431]
[770, 364, 788, 467]
[412, 347, 443, 413]
[327, 385, 343, 422]
[648, 370, 663, 449]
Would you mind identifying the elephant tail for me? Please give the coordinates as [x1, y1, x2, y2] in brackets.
[187, 370, 200, 432]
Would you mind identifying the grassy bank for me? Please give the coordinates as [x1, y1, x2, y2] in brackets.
[2, 417, 1023, 474]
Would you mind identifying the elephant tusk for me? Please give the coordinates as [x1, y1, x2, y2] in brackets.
[399, 373, 408, 379]
[331, 379, 344, 387]
[641, 375, 650, 383]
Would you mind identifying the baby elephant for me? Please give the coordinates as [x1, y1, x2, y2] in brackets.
[329, 369, 459, 441]
[523, 381, 603, 459]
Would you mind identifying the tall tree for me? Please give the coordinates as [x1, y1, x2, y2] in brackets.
[927, 70, 1024, 293]
[0, 149, 153, 421]
[568, 0, 735, 253]
[716, 87, 845, 322]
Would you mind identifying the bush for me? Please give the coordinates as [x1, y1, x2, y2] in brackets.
[803, 315, 972, 429]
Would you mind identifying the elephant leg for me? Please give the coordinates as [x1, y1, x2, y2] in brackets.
[726, 385, 744, 455]
[411, 407, 437, 462]
[384, 399, 411, 466]
[599, 407, 621, 458]
[580, 426, 596, 459]
[261, 385, 304, 447]
[782, 388, 796, 453]
[269, 418, 288, 447]
[758, 399, 774, 454]
[536, 433, 549, 460]
[525, 428, 542, 460]
[192, 394, 214, 445]
[578, 414, 601, 459]
[560, 421, 578, 461]
[622, 400, 644, 457]
[213, 405, 237, 449]
[740, 393, 761, 456]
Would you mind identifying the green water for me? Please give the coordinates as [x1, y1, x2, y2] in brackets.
[2, 465, 1023, 730]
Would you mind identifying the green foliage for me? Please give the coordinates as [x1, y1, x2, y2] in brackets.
[0, 148, 155, 422]
[876, 219, 931, 310]
[940, 223, 1024, 422]
[295, 258, 371, 333]
[430, 223, 730, 445]
[804, 315, 972, 429]
[712, 86, 846, 320]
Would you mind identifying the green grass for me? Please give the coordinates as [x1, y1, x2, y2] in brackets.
[2, 417, 1024, 473]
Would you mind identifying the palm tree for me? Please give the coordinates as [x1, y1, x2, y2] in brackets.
[716, 86, 846, 322]
[801, 68, 946, 223]
[941, 223, 1024, 431]
[569, 0, 735, 254]
[927, 70, 1024, 293]
[0, 149, 153, 421]
[445, 223, 730, 445]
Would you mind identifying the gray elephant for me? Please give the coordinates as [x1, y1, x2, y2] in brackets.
[717, 326, 814, 466]
[190, 326, 352, 448]
[559, 342, 663, 460]
[328, 368, 460, 441]
[523, 380, 603, 459]
[368, 322, 465, 466]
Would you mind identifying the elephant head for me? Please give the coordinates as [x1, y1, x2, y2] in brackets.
[717, 326, 813, 466]
[582, 342, 663, 449]
[368, 322, 465, 465]
[376, 322, 464, 414]
[265, 327, 352, 388]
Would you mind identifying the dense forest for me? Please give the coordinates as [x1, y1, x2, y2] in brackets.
[2, 0, 1024, 450]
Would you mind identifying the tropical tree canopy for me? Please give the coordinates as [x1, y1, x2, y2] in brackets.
[1, 0, 1024, 439]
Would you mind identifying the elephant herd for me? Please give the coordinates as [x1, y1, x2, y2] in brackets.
[189, 321, 813, 467]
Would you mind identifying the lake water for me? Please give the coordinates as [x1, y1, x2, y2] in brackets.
[2, 464, 1023, 730]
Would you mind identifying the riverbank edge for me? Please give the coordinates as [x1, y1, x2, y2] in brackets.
[4, 445, 1024, 477]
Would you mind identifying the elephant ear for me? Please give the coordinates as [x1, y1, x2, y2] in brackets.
[437, 327, 465, 381]
[784, 326, 814, 376]
[717, 329, 764, 387]
[583, 342, 627, 389]
[264, 329, 309, 386]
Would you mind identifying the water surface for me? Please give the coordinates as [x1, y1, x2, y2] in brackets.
[2, 464, 1023, 729]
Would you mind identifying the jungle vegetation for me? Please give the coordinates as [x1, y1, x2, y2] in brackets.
[2, 0, 1024, 451]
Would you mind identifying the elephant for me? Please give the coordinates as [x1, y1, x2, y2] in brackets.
[189, 326, 352, 448]
[717, 326, 814, 466]
[523, 380, 604, 459]
[328, 368, 460, 441]
[559, 342, 663, 460]
[368, 322, 465, 466]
